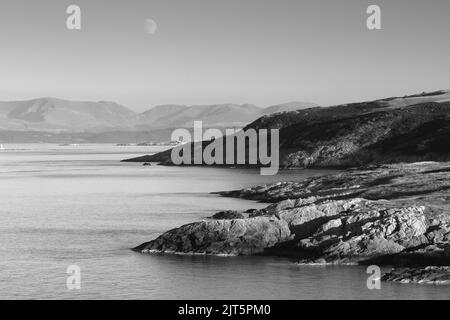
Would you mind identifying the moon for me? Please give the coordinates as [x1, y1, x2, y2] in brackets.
[144, 19, 158, 35]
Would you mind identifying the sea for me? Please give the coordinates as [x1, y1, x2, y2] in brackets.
[0, 144, 448, 299]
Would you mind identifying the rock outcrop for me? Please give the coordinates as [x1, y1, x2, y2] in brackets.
[381, 266, 450, 284]
[135, 162, 450, 271]
[135, 216, 292, 256]
[218, 161, 450, 206]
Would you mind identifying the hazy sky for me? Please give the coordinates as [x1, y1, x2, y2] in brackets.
[0, 0, 449, 111]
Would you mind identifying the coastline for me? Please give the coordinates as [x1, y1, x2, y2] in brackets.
[133, 161, 450, 284]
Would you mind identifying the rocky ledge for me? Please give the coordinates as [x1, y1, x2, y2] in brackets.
[381, 266, 450, 284]
[134, 162, 450, 284]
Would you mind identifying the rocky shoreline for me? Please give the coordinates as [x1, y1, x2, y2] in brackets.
[134, 161, 450, 284]
[381, 266, 450, 284]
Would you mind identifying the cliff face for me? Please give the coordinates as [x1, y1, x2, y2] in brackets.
[123, 90, 450, 168]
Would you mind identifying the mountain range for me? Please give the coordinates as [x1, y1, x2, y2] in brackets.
[0, 98, 318, 135]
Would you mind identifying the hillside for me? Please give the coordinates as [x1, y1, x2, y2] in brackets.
[123, 90, 450, 168]
[262, 101, 318, 115]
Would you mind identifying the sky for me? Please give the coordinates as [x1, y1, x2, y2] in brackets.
[0, 0, 449, 111]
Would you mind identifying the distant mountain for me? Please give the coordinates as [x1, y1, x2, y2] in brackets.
[0, 98, 319, 141]
[137, 103, 261, 129]
[139, 104, 188, 127]
[0, 98, 137, 133]
[124, 89, 450, 168]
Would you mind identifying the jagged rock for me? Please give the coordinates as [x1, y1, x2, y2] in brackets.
[135, 216, 292, 256]
[382, 266, 450, 284]
[292, 200, 432, 264]
[134, 162, 450, 267]
[218, 162, 450, 207]
[135, 197, 450, 264]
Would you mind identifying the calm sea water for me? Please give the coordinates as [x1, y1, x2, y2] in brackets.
[0, 144, 448, 299]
